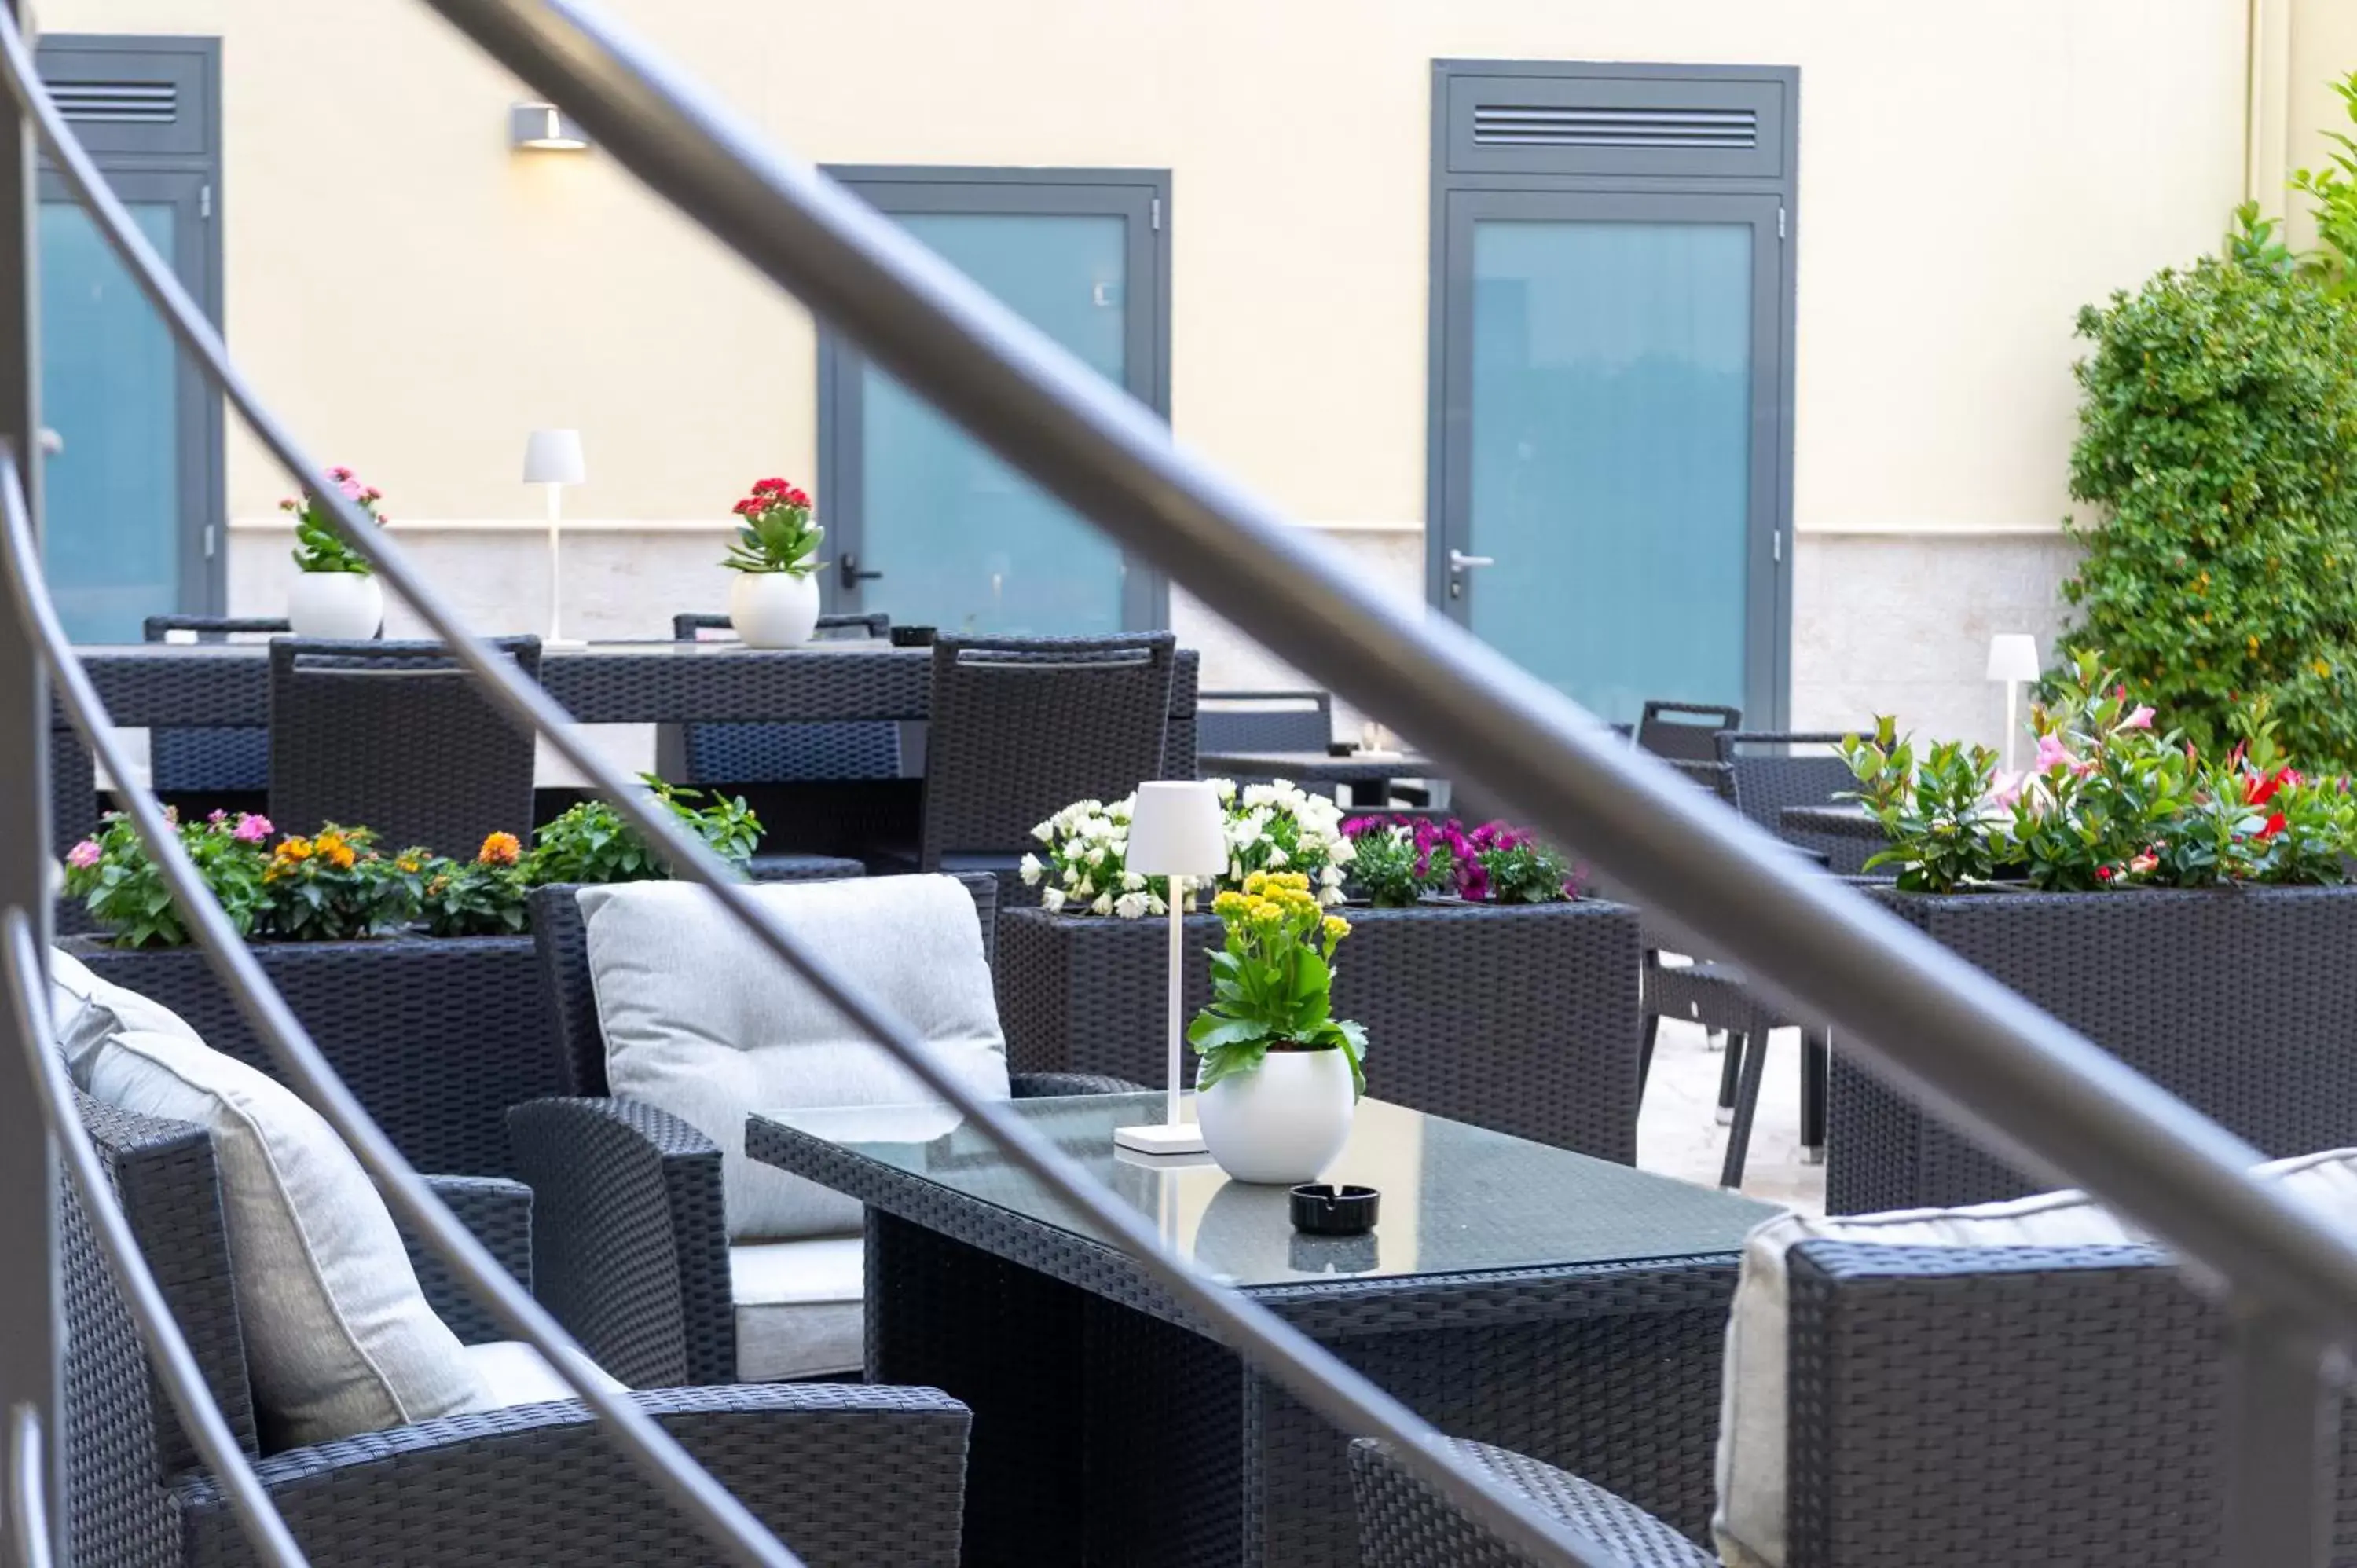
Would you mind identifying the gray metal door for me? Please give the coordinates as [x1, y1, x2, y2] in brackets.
[1432, 186, 1787, 728]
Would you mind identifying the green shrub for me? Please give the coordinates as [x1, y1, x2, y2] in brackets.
[524, 775, 761, 885]
[2059, 232, 2357, 769]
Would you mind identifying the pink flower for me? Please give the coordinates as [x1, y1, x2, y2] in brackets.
[2033, 732, 2073, 773]
[2069, 755, 2099, 778]
[2128, 851, 2158, 876]
[327, 465, 354, 482]
[338, 478, 365, 500]
[232, 813, 273, 843]
[207, 808, 227, 824]
[64, 840, 100, 869]
[2119, 705, 2155, 731]
[1988, 770, 2025, 810]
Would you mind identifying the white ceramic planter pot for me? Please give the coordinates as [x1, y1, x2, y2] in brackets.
[729, 570, 821, 648]
[286, 570, 384, 640]
[1196, 1048, 1357, 1185]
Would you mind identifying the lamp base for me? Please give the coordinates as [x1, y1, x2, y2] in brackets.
[1113, 1121, 1208, 1155]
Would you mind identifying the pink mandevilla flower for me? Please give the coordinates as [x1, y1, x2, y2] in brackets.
[2118, 705, 2155, 731]
[338, 478, 365, 500]
[1988, 770, 2024, 810]
[232, 813, 273, 843]
[2128, 852, 2159, 876]
[2033, 731, 2073, 773]
[64, 840, 100, 869]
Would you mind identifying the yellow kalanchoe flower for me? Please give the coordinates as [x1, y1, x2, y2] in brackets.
[1322, 914, 1351, 943]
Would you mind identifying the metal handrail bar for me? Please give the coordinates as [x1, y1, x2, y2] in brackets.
[410, 0, 2357, 1355]
[0, 456, 806, 1568]
[0, 912, 308, 1568]
[0, 46, 1628, 1568]
[5, 1405, 51, 1568]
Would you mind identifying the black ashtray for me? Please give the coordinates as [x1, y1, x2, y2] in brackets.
[1326, 740, 1359, 757]
[889, 625, 937, 648]
[1290, 1183, 1379, 1236]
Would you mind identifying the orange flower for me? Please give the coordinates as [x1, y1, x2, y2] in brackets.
[314, 831, 357, 870]
[478, 831, 522, 866]
[273, 837, 313, 863]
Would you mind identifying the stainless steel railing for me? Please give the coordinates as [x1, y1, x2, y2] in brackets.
[1, 0, 2352, 1563]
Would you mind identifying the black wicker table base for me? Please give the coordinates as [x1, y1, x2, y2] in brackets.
[751, 1095, 1770, 1567]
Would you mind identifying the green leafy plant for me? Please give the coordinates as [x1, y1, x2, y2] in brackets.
[1336, 820, 1438, 907]
[418, 831, 531, 936]
[2292, 74, 2357, 292]
[525, 776, 762, 885]
[720, 477, 823, 575]
[63, 809, 273, 947]
[258, 826, 424, 941]
[1188, 870, 1366, 1097]
[2058, 241, 2357, 771]
[1842, 654, 2357, 893]
[281, 465, 384, 574]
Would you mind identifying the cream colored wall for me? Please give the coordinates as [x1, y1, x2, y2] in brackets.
[42, 0, 2264, 743]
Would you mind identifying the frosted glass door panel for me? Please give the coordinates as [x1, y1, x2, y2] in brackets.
[860, 212, 1128, 635]
[42, 198, 181, 643]
[1463, 217, 1757, 727]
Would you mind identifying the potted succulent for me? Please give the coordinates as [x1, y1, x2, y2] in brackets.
[722, 476, 823, 647]
[1825, 652, 2357, 1213]
[1189, 871, 1366, 1184]
[281, 466, 387, 639]
[1000, 780, 1643, 1162]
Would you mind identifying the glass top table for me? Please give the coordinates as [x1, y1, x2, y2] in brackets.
[749, 1092, 1778, 1291]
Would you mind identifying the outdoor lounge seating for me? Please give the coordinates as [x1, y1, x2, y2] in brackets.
[513, 873, 1136, 1387]
[141, 614, 289, 796]
[1353, 1148, 2357, 1567]
[53, 957, 973, 1568]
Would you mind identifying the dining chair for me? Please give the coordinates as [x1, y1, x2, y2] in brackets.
[656, 611, 901, 785]
[141, 615, 290, 795]
[268, 636, 540, 857]
[916, 632, 1177, 889]
[1633, 757, 1831, 1188]
[1634, 700, 1742, 763]
[1197, 688, 1332, 753]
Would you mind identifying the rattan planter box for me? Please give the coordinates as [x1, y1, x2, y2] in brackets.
[67, 934, 563, 1178]
[996, 899, 1644, 1163]
[1828, 882, 2357, 1214]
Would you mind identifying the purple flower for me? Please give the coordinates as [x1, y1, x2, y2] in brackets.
[232, 813, 273, 843]
[207, 808, 228, 824]
[64, 839, 99, 870]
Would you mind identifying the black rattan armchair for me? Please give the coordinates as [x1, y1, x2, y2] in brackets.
[267, 636, 541, 856]
[1634, 760, 1829, 1187]
[1198, 687, 1332, 752]
[1353, 1238, 2351, 1566]
[1635, 701, 1741, 764]
[915, 632, 1178, 889]
[63, 1092, 972, 1568]
[141, 616, 290, 795]
[511, 874, 1138, 1386]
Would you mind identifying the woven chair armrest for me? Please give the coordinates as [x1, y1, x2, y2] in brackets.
[174, 1384, 972, 1568]
[507, 1097, 735, 1389]
[1010, 1071, 1145, 1098]
[1348, 1437, 1713, 1568]
[405, 1174, 533, 1344]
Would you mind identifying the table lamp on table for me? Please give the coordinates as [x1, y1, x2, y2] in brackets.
[523, 429, 586, 643]
[1113, 780, 1230, 1155]
[1985, 633, 2042, 773]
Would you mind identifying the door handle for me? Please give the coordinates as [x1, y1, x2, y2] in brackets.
[839, 553, 884, 592]
[1448, 550, 1496, 570]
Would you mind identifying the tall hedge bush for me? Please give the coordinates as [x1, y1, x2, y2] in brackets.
[2061, 246, 2357, 768]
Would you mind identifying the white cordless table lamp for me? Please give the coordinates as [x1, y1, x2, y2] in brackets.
[1113, 780, 1229, 1155]
[523, 429, 586, 643]
[1986, 633, 2042, 772]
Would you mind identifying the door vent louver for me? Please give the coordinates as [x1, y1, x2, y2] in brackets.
[53, 82, 177, 125]
[1472, 104, 1756, 151]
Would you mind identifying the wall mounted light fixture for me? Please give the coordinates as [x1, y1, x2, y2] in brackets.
[510, 102, 589, 152]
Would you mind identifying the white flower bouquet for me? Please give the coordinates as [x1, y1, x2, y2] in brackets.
[1019, 779, 1354, 916]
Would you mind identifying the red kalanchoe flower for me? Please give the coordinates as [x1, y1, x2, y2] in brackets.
[783, 487, 810, 507]
[752, 477, 786, 495]
[2261, 811, 2289, 840]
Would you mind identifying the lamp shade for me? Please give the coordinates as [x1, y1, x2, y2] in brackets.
[1125, 781, 1228, 877]
[522, 429, 585, 486]
[510, 103, 590, 151]
[1985, 633, 2042, 683]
